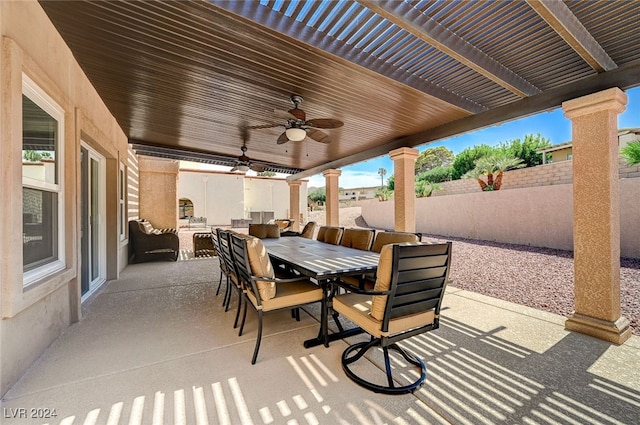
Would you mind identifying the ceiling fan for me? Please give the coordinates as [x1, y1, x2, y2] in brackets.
[230, 145, 265, 173]
[248, 95, 343, 144]
[230, 128, 266, 173]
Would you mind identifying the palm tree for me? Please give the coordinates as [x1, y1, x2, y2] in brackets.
[378, 167, 387, 188]
[463, 155, 524, 191]
[621, 140, 640, 165]
[492, 156, 525, 190]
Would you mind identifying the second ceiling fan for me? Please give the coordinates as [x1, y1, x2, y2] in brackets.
[249, 95, 343, 144]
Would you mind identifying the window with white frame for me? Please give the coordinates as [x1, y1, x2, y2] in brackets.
[22, 75, 65, 287]
[119, 164, 126, 241]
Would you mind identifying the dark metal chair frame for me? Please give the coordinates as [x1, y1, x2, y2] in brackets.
[211, 230, 227, 297]
[216, 228, 244, 328]
[229, 233, 323, 364]
[334, 242, 452, 395]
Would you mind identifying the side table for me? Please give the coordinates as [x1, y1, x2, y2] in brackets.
[193, 232, 215, 257]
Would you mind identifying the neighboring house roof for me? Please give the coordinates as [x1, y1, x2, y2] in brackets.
[537, 128, 640, 154]
[538, 141, 573, 154]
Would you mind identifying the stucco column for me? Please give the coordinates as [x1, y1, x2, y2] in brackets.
[390, 147, 419, 232]
[288, 180, 302, 231]
[138, 157, 180, 229]
[562, 88, 631, 344]
[323, 169, 341, 226]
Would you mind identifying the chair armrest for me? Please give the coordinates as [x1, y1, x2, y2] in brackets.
[250, 275, 311, 284]
[333, 280, 389, 296]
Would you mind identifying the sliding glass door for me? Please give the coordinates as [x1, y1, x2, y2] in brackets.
[80, 144, 106, 299]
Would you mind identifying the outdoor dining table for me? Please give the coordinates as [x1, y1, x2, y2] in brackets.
[261, 236, 380, 348]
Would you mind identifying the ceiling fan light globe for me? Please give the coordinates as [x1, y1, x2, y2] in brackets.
[285, 127, 306, 142]
[237, 165, 250, 172]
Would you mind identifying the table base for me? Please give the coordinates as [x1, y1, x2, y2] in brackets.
[303, 326, 364, 348]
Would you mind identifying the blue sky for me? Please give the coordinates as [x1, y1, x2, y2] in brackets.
[307, 86, 640, 188]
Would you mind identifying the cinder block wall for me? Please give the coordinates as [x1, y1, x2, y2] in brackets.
[434, 156, 640, 196]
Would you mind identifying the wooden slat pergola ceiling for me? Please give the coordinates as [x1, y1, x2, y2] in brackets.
[39, 0, 640, 178]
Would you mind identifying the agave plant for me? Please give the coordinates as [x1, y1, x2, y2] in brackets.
[621, 140, 640, 165]
[463, 155, 524, 191]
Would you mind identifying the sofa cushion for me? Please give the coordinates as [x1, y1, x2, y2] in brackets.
[141, 221, 154, 234]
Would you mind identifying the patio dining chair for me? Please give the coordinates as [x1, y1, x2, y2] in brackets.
[341, 230, 420, 290]
[340, 228, 375, 251]
[216, 229, 245, 328]
[371, 230, 421, 253]
[333, 241, 452, 394]
[316, 225, 344, 245]
[248, 223, 280, 239]
[229, 233, 323, 364]
[211, 229, 227, 297]
[281, 221, 317, 238]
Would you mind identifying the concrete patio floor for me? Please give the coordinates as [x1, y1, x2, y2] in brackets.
[2, 256, 639, 425]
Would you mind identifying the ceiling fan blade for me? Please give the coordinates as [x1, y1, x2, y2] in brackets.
[306, 118, 344, 129]
[251, 164, 266, 173]
[276, 131, 289, 144]
[274, 109, 297, 120]
[230, 166, 239, 172]
[306, 128, 331, 144]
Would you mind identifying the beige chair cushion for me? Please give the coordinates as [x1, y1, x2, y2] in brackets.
[245, 236, 276, 300]
[321, 227, 343, 245]
[249, 224, 280, 239]
[300, 222, 317, 239]
[333, 293, 435, 338]
[246, 279, 322, 312]
[341, 229, 374, 251]
[316, 226, 327, 241]
[370, 244, 394, 320]
[371, 232, 419, 253]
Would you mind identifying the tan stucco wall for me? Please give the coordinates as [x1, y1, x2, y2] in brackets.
[1, 1, 129, 395]
[138, 157, 179, 229]
[362, 178, 640, 259]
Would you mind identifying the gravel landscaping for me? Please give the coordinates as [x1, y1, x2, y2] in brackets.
[191, 208, 638, 336]
[425, 234, 639, 336]
[308, 207, 640, 336]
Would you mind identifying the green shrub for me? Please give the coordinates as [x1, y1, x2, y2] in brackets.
[451, 144, 496, 180]
[621, 140, 640, 165]
[496, 133, 551, 167]
[308, 187, 326, 203]
[416, 166, 453, 183]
